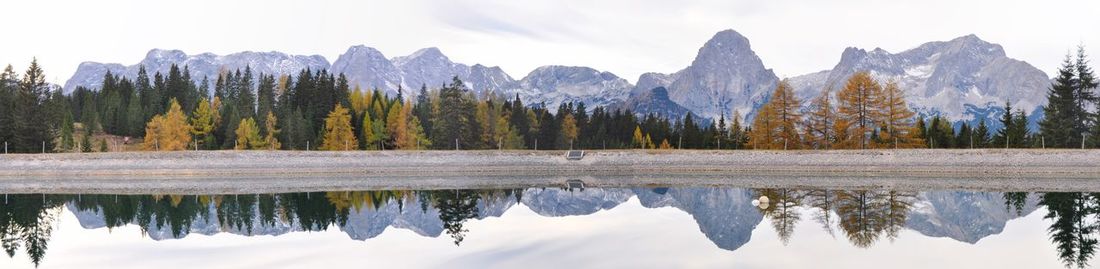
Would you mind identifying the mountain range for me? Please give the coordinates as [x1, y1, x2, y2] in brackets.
[63, 29, 1052, 127]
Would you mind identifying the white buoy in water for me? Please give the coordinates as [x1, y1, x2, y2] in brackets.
[756, 196, 770, 209]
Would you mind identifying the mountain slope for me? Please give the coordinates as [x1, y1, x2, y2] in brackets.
[63, 49, 330, 94]
[788, 35, 1050, 128]
[664, 30, 780, 120]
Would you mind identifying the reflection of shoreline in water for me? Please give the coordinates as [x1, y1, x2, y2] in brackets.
[0, 188, 1089, 268]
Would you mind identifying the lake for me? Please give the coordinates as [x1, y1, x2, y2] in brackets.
[0, 184, 1093, 268]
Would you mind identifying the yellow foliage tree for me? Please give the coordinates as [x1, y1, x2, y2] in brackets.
[234, 117, 264, 150]
[191, 97, 217, 149]
[836, 71, 884, 149]
[659, 139, 672, 149]
[143, 99, 192, 151]
[561, 113, 578, 149]
[263, 111, 281, 150]
[386, 101, 409, 148]
[632, 126, 645, 149]
[320, 104, 358, 151]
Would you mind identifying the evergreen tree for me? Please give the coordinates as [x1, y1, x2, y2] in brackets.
[125, 89, 144, 137]
[0, 65, 15, 148]
[1042, 55, 1083, 148]
[256, 74, 276, 131]
[80, 130, 93, 153]
[13, 59, 53, 153]
[993, 102, 1016, 148]
[729, 110, 747, 149]
[59, 111, 74, 152]
[431, 77, 481, 150]
[973, 120, 991, 148]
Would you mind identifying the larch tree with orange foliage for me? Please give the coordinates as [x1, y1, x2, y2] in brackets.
[749, 79, 803, 149]
[877, 80, 923, 148]
[836, 72, 883, 149]
[803, 88, 837, 149]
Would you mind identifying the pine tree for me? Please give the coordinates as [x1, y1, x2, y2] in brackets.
[974, 120, 990, 148]
[125, 89, 144, 137]
[994, 102, 1016, 148]
[320, 104, 357, 151]
[80, 130, 93, 153]
[1012, 108, 1032, 148]
[256, 74, 276, 131]
[13, 59, 53, 153]
[729, 110, 747, 149]
[837, 71, 883, 149]
[431, 77, 480, 149]
[98, 138, 109, 152]
[1041, 55, 1081, 148]
[143, 99, 192, 151]
[59, 111, 75, 152]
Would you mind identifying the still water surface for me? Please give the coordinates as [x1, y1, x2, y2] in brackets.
[0, 186, 1094, 268]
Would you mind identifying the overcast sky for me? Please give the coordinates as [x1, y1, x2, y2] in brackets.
[1, 0, 1097, 85]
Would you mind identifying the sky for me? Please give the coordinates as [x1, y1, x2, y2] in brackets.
[0, 0, 1097, 85]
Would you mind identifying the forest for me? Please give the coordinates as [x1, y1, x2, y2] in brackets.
[0, 47, 1095, 153]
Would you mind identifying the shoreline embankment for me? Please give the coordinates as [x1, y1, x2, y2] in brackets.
[2, 149, 1100, 193]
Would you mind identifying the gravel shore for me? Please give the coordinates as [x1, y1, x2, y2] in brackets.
[2, 149, 1100, 193]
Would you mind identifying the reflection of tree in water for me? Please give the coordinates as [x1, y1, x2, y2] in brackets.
[754, 189, 805, 245]
[1004, 192, 1029, 216]
[1040, 192, 1100, 269]
[1, 194, 63, 267]
[834, 190, 915, 248]
[805, 189, 837, 237]
[432, 190, 481, 246]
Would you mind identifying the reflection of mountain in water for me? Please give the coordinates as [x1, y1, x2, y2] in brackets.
[634, 187, 763, 251]
[52, 188, 1042, 252]
[906, 191, 1039, 243]
[521, 188, 632, 217]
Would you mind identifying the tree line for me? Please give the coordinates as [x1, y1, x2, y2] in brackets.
[0, 47, 1095, 153]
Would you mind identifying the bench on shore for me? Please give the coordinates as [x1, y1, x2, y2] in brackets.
[565, 150, 585, 160]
